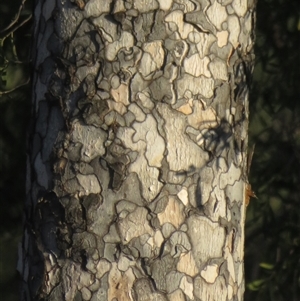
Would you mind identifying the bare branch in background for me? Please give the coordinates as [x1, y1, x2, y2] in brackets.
[0, 0, 28, 33]
[0, 77, 30, 98]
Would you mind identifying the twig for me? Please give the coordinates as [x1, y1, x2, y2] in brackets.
[0, 14, 32, 41]
[0, 77, 30, 97]
[0, 0, 28, 33]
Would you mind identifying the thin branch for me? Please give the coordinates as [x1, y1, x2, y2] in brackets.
[0, 0, 28, 33]
[0, 14, 32, 41]
[0, 77, 30, 97]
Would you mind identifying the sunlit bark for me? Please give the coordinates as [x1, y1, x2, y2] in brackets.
[18, 0, 256, 300]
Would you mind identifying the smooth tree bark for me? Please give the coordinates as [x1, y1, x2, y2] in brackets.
[18, 0, 256, 300]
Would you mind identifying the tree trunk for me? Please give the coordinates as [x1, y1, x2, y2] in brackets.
[18, 0, 256, 300]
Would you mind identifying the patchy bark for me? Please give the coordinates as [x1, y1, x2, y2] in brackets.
[18, 0, 256, 300]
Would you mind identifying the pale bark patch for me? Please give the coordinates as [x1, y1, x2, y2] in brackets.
[165, 10, 194, 39]
[108, 263, 135, 301]
[139, 41, 164, 79]
[217, 30, 229, 47]
[232, 0, 248, 17]
[105, 32, 135, 61]
[112, 0, 126, 14]
[137, 92, 155, 110]
[224, 247, 236, 282]
[149, 230, 164, 249]
[177, 251, 199, 277]
[158, 103, 208, 171]
[85, 0, 110, 17]
[195, 33, 216, 59]
[118, 254, 133, 272]
[176, 75, 214, 99]
[169, 231, 191, 257]
[133, 0, 159, 13]
[177, 187, 188, 206]
[96, 259, 111, 279]
[198, 166, 214, 205]
[207, 1, 227, 30]
[107, 99, 127, 115]
[168, 289, 185, 301]
[157, 0, 173, 11]
[111, 83, 130, 106]
[145, 130, 165, 167]
[187, 216, 225, 264]
[200, 263, 219, 284]
[184, 54, 211, 78]
[176, 99, 193, 115]
[187, 101, 218, 130]
[228, 15, 241, 48]
[158, 197, 185, 229]
[81, 287, 92, 301]
[118, 206, 154, 243]
[71, 122, 107, 163]
[220, 163, 242, 189]
[194, 275, 227, 301]
[77, 174, 101, 196]
[179, 276, 194, 300]
[128, 103, 146, 122]
[117, 115, 164, 201]
[92, 16, 117, 42]
[209, 58, 228, 81]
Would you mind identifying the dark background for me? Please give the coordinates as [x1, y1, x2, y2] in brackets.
[0, 0, 299, 300]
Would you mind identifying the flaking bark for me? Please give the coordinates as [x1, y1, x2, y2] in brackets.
[18, 0, 256, 300]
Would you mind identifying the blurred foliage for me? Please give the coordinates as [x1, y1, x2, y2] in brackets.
[0, 0, 299, 300]
[245, 0, 300, 300]
[0, 0, 32, 300]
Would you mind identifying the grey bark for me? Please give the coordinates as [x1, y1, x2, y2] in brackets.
[18, 0, 256, 300]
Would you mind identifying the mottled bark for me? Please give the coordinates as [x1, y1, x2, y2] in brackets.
[18, 0, 256, 300]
